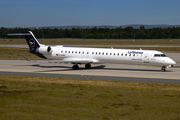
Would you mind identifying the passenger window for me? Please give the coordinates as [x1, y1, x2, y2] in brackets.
[92, 52, 94, 54]
[121, 53, 123, 56]
[75, 51, 77, 54]
[106, 53, 108, 55]
[117, 53, 119, 56]
[79, 51, 81, 54]
[96, 52, 98, 55]
[99, 52, 101, 55]
[69, 51, 70, 53]
[125, 54, 127, 56]
[102, 53, 104, 55]
[129, 54, 131, 56]
[87, 52, 89, 54]
[110, 53, 112, 55]
[114, 53, 115, 55]
[133, 54, 135, 56]
[72, 51, 74, 53]
[61, 51, 63, 53]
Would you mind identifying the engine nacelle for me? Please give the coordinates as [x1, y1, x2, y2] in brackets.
[37, 46, 52, 54]
[47, 46, 52, 53]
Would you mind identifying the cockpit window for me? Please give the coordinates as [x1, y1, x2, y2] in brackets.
[154, 54, 166, 57]
[161, 54, 166, 57]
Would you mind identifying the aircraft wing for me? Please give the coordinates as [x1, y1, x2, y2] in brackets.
[21, 54, 94, 64]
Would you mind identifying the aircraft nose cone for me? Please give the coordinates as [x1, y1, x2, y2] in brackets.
[171, 60, 176, 65]
[163, 58, 176, 65]
[168, 58, 176, 65]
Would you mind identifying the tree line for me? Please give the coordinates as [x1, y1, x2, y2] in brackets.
[1, 26, 180, 39]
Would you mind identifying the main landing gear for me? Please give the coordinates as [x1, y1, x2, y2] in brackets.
[161, 66, 166, 72]
[85, 63, 91, 69]
[72, 63, 91, 70]
[72, 64, 79, 70]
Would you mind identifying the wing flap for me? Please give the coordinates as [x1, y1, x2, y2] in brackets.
[21, 54, 94, 64]
[32, 60, 93, 64]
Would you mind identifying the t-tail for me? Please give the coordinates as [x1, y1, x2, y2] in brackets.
[23, 31, 40, 50]
[6, 31, 46, 59]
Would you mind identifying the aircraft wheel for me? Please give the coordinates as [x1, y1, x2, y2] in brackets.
[85, 63, 91, 69]
[161, 66, 166, 72]
[72, 64, 79, 70]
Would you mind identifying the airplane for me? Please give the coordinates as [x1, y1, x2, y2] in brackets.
[7, 31, 176, 72]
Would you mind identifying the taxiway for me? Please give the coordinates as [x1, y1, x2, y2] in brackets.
[0, 44, 180, 84]
[0, 60, 180, 84]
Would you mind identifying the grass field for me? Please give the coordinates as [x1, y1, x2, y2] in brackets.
[0, 47, 44, 60]
[1, 38, 180, 45]
[1, 39, 180, 119]
[1, 38, 180, 58]
[1, 39, 180, 60]
[0, 75, 180, 120]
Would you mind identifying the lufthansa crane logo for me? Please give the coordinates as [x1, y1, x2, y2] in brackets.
[29, 39, 35, 47]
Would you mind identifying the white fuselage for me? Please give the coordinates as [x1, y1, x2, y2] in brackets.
[41, 46, 176, 67]
[7, 31, 176, 71]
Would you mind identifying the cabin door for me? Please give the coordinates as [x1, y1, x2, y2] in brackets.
[144, 54, 149, 63]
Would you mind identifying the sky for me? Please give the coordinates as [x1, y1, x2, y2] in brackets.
[0, 0, 180, 28]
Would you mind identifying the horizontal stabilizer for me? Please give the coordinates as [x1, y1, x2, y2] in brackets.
[6, 33, 31, 36]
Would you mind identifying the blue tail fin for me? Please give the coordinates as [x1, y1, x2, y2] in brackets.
[8, 31, 41, 50]
[6, 31, 41, 50]
[6, 31, 46, 59]
[23, 31, 40, 50]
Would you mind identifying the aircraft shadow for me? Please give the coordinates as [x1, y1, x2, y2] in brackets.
[18, 64, 106, 72]
[18, 64, 174, 72]
[104, 68, 162, 72]
[19, 64, 70, 69]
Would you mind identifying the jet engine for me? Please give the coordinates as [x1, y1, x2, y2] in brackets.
[37, 46, 52, 54]
[47, 46, 52, 53]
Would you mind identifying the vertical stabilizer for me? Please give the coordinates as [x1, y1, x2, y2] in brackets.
[6, 31, 46, 59]
[23, 31, 41, 50]
[6, 31, 41, 50]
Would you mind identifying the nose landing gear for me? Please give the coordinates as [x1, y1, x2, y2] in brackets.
[161, 66, 166, 72]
